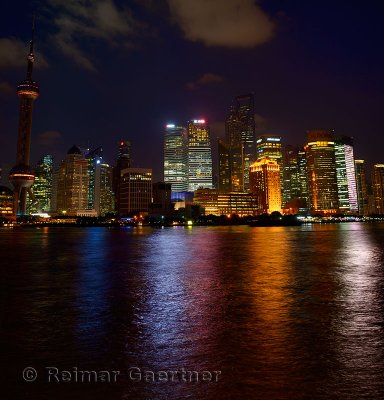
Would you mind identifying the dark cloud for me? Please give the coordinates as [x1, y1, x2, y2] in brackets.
[0, 38, 48, 68]
[46, 0, 140, 71]
[0, 81, 13, 95]
[186, 72, 225, 90]
[38, 130, 62, 147]
[167, 0, 275, 48]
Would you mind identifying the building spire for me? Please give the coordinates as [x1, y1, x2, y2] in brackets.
[26, 15, 36, 80]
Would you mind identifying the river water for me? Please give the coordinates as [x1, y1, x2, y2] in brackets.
[1, 223, 384, 399]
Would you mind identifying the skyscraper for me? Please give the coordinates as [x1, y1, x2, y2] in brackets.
[335, 136, 358, 213]
[99, 163, 115, 216]
[31, 155, 53, 213]
[305, 130, 339, 214]
[354, 160, 369, 216]
[164, 124, 188, 192]
[119, 168, 152, 215]
[218, 139, 231, 192]
[54, 146, 90, 215]
[250, 157, 282, 214]
[223, 94, 255, 191]
[113, 140, 131, 213]
[86, 146, 103, 211]
[372, 164, 384, 214]
[9, 20, 39, 216]
[283, 145, 309, 209]
[187, 120, 213, 191]
[256, 135, 284, 203]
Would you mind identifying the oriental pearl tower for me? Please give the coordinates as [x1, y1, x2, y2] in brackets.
[9, 19, 39, 216]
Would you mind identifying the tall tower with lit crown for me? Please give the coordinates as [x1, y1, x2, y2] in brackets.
[9, 19, 40, 216]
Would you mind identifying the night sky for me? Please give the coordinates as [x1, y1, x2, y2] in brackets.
[1, 0, 384, 182]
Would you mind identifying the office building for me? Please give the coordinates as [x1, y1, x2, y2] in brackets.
[0, 186, 13, 217]
[187, 119, 213, 191]
[222, 94, 255, 191]
[283, 145, 309, 211]
[54, 145, 90, 215]
[86, 146, 103, 211]
[372, 164, 384, 214]
[120, 168, 152, 215]
[335, 136, 358, 213]
[354, 160, 369, 216]
[164, 124, 188, 192]
[250, 157, 282, 214]
[30, 154, 53, 212]
[113, 140, 131, 212]
[305, 130, 339, 214]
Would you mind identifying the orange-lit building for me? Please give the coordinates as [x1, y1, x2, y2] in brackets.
[249, 157, 282, 214]
[305, 130, 339, 214]
[372, 164, 384, 214]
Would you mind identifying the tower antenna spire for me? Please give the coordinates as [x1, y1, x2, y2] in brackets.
[26, 14, 36, 80]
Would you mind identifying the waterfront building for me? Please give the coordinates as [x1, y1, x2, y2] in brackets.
[98, 163, 115, 216]
[305, 130, 339, 214]
[187, 120, 213, 191]
[30, 154, 53, 213]
[354, 160, 369, 216]
[249, 157, 282, 214]
[151, 182, 173, 215]
[335, 136, 358, 213]
[220, 94, 255, 192]
[54, 145, 90, 215]
[164, 124, 188, 192]
[9, 21, 39, 216]
[372, 164, 384, 214]
[0, 186, 13, 217]
[120, 168, 152, 216]
[193, 188, 258, 216]
[113, 140, 131, 213]
[256, 135, 284, 203]
[86, 146, 103, 212]
[283, 145, 309, 211]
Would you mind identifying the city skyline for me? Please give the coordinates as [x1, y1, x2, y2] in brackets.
[1, 1, 384, 183]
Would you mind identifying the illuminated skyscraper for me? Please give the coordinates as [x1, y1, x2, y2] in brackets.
[86, 146, 103, 211]
[218, 139, 231, 192]
[283, 145, 309, 210]
[372, 164, 384, 214]
[30, 155, 53, 212]
[354, 160, 369, 216]
[250, 157, 282, 214]
[9, 20, 39, 216]
[305, 130, 339, 214]
[113, 140, 131, 212]
[164, 124, 188, 192]
[187, 120, 213, 191]
[99, 163, 115, 216]
[120, 168, 152, 215]
[335, 136, 358, 213]
[223, 94, 255, 191]
[54, 146, 90, 215]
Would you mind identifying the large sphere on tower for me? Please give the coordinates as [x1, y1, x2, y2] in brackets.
[9, 164, 35, 190]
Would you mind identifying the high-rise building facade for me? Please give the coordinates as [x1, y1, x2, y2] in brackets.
[283, 145, 309, 209]
[354, 160, 369, 216]
[250, 157, 282, 214]
[305, 130, 339, 214]
[335, 136, 358, 213]
[223, 94, 255, 191]
[9, 22, 39, 216]
[99, 163, 115, 216]
[218, 139, 231, 192]
[113, 140, 131, 212]
[86, 146, 103, 211]
[30, 155, 53, 212]
[164, 124, 188, 192]
[372, 164, 384, 214]
[120, 168, 152, 215]
[54, 146, 90, 215]
[187, 120, 213, 191]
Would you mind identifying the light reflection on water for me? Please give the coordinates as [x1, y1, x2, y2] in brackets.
[1, 223, 384, 399]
